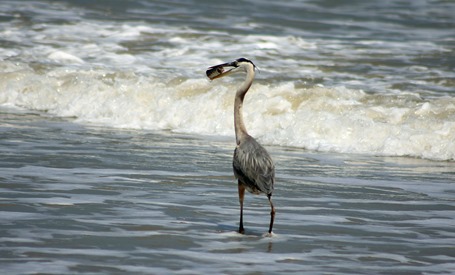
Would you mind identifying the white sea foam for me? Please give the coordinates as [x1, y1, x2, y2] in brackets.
[47, 50, 84, 64]
[0, 9, 454, 161]
[1, 3, 455, 275]
[1, 61, 454, 161]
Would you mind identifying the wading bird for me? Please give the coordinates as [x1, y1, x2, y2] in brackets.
[206, 58, 275, 235]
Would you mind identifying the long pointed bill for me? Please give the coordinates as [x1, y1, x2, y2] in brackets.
[206, 62, 237, 80]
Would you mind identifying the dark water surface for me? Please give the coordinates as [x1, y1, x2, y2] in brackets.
[1, 0, 455, 274]
[1, 108, 455, 274]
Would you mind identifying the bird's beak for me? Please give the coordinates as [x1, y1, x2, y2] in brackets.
[206, 62, 238, 80]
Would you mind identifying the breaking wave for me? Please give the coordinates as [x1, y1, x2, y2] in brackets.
[1, 61, 454, 161]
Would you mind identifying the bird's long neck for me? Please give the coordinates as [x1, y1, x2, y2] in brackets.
[234, 66, 255, 145]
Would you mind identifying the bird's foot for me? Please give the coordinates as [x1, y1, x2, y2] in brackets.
[263, 232, 274, 238]
[238, 227, 245, 234]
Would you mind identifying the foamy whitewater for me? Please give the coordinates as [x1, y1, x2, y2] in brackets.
[2, 2, 455, 275]
[1, 0, 454, 161]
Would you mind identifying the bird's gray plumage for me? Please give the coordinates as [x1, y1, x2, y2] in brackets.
[233, 135, 275, 195]
[206, 57, 276, 235]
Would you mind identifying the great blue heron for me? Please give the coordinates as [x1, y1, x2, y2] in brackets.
[206, 58, 276, 235]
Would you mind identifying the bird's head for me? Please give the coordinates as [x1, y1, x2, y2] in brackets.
[206, 57, 257, 80]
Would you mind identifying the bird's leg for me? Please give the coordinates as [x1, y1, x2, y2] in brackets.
[238, 182, 245, 234]
[267, 194, 275, 234]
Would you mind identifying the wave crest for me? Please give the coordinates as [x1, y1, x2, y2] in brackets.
[1, 61, 454, 161]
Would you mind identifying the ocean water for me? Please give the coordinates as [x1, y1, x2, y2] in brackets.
[1, 0, 455, 274]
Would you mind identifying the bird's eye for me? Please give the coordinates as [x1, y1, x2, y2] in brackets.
[234, 61, 239, 67]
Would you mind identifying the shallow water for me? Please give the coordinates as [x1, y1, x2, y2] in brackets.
[1, 0, 455, 274]
[1, 108, 455, 274]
